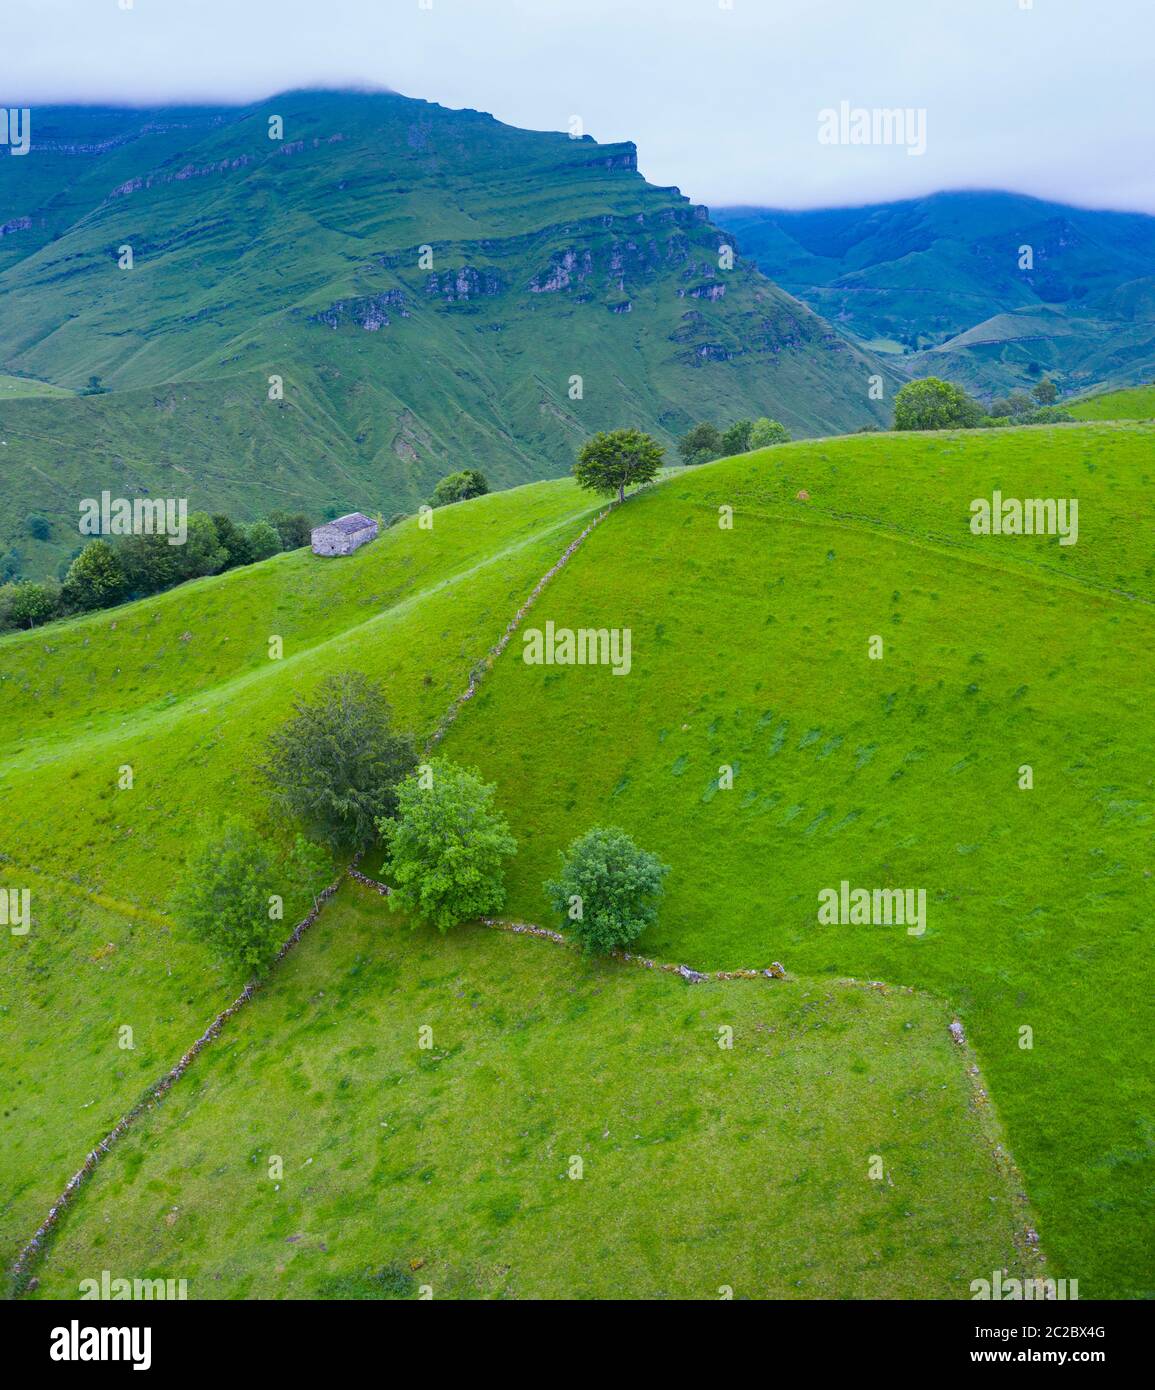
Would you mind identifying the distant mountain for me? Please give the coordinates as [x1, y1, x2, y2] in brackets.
[0, 90, 890, 580]
[716, 191, 1155, 400]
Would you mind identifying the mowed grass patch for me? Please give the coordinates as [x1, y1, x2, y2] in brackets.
[29, 885, 1031, 1301]
[443, 426, 1155, 1296]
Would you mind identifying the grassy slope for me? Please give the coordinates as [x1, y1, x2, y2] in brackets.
[442, 424, 1155, 1297]
[27, 889, 1029, 1301]
[0, 481, 602, 1270]
[0, 374, 73, 400]
[1069, 385, 1155, 421]
[1, 465, 1026, 1301]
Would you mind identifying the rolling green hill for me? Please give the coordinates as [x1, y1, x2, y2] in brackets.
[0, 91, 892, 580]
[717, 192, 1155, 401]
[0, 433, 1051, 1301]
[3, 420, 1148, 1299]
[1069, 383, 1155, 421]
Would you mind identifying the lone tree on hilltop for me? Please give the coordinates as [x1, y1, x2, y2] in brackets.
[574, 429, 664, 503]
[260, 671, 416, 848]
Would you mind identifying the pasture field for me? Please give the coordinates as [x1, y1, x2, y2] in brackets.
[3, 422, 1150, 1299]
[0, 480, 601, 1270]
[24, 888, 1031, 1301]
[444, 424, 1155, 1297]
[1069, 384, 1155, 421]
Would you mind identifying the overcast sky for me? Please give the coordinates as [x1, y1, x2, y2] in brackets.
[2, 0, 1153, 213]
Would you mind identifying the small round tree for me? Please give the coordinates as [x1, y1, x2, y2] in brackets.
[378, 758, 517, 931]
[677, 422, 723, 466]
[546, 826, 669, 956]
[749, 416, 791, 448]
[574, 429, 664, 503]
[172, 821, 282, 977]
[893, 377, 982, 431]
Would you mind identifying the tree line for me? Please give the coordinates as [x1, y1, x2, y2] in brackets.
[0, 509, 313, 632]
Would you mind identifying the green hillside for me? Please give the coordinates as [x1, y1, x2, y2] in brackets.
[25, 890, 1029, 1301]
[1069, 383, 1155, 420]
[0, 91, 891, 580]
[442, 423, 1155, 1298]
[3, 420, 1148, 1299]
[717, 192, 1155, 400]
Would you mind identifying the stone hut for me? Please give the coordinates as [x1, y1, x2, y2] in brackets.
[311, 512, 379, 557]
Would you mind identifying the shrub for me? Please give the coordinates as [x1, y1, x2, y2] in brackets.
[678, 422, 723, 466]
[546, 826, 669, 955]
[432, 469, 489, 507]
[260, 672, 417, 848]
[25, 514, 51, 542]
[749, 417, 791, 448]
[378, 758, 517, 932]
[892, 377, 983, 431]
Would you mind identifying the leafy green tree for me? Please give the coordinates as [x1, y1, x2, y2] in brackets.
[892, 377, 983, 431]
[172, 821, 284, 977]
[116, 533, 179, 597]
[245, 519, 282, 562]
[260, 671, 417, 847]
[24, 514, 51, 542]
[749, 417, 792, 448]
[1032, 378, 1059, 406]
[378, 758, 517, 932]
[546, 826, 669, 956]
[432, 469, 490, 507]
[677, 421, 723, 466]
[211, 514, 253, 569]
[721, 419, 753, 455]
[61, 540, 127, 611]
[266, 511, 313, 550]
[574, 429, 665, 503]
[175, 511, 228, 581]
[0, 579, 60, 630]
[290, 833, 330, 911]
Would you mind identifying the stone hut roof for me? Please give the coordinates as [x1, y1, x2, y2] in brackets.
[318, 512, 375, 535]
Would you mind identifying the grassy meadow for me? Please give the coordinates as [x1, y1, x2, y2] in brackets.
[1069, 384, 1155, 421]
[25, 887, 1031, 1301]
[443, 424, 1155, 1297]
[0, 480, 601, 1271]
[2, 420, 1150, 1299]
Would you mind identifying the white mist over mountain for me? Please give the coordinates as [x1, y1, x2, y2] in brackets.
[1, 0, 1152, 214]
